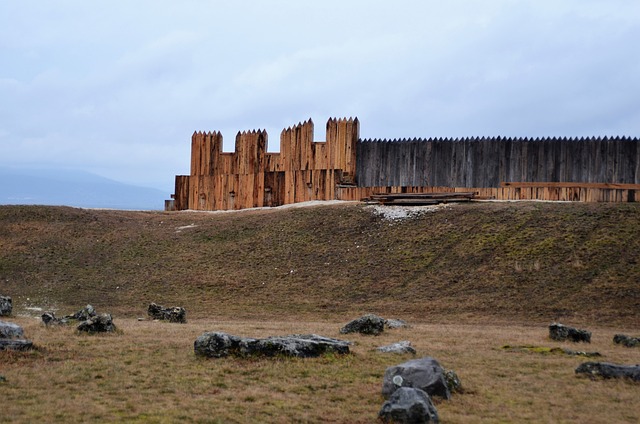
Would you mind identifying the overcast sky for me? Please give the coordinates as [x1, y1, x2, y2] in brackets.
[1, 1, 639, 193]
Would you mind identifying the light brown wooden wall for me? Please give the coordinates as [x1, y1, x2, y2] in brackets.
[175, 118, 358, 210]
[170, 117, 638, 211]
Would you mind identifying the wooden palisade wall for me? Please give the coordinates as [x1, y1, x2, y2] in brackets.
[173, 118, 359, 210]
[170, 118, 640, 210]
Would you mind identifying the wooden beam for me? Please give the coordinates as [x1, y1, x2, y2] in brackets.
[500, 182, 640, 190]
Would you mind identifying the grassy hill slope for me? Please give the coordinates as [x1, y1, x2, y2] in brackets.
[1, 202, 638, 326]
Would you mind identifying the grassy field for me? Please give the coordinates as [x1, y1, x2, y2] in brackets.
[2, 317, 639, 423]
[1, 201, 640, 422]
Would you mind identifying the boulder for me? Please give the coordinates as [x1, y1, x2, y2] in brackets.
[147, 303, 187, 323]
[77, 314, 116, 333]
[613, 334, 640, 348]
[340, 314, 385, 335]
[377, 341, 416, 354]
[41, 312, 68, 326]
[385, 318, 410, 329]
[0, 339, 33, 351]
[575, 362, 640, 382]
[0, 296, 12, 316]
[0, 320, 33, 351]
[65, 305, 96, 321]
[382, 357, 453, 400]
[195, 332, 245, 358]
[379, 387, 439, 424]
[0, 320, 24, 339]
[549, 323, 591, 343]
[194, 332, 351, 358]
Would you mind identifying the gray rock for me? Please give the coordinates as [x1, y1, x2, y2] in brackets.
[65, 305, 96, 321]
[575, 362, 640, 382]
[379, 387, 439, 424]
[195, 332, 245, 358]
[444, 370, 462, 394]
[613, 334, 640, 348]
[194, 332, 351, 358]
[0, 296, 12, 316]
[559, 348, 601, 357]
[382, 357, 452, 400]
[340, 314, 385, 335]
[549, 323, 591, 343]
[0, 320, 24, 339]
[0, 339, 34, 351]
[0, 320, 33, 351]
[377, 341, 416, 354]
[41, 312, 68, 326]
[147, 303, 187, 323]
[501, 344, 601, 357]
[77, 314, 116, 333]
[385, 318, 410, 329]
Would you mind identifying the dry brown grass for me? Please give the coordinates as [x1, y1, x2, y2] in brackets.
[1, 202, 640, 327]
[1, 202, 639, 422]
[2, 317, 639, 423]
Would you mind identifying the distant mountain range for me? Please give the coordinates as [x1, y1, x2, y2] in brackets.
[0, 167, 170, 210]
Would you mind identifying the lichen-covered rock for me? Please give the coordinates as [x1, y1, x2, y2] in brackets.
[575, 362, 640, 382]
[385, 318, 410, 329]
[77, 314, 116, 333]
[377, 341, 416, 354]
[613, 334, 640, 348]
[65, 305, 97, 321]
[148, 303, 187, 323]
[444, 370, 462, 394]
[0, 339, 33, 351]
[382, 357, 453, 400]
[340, 314, 385, 335]
[549, 323, 591, 343]
[194, 332, 245, 358]
[0, 320, 24, 339]
[0, 320, 33, 351]
[194, 332, 351, 358]
[41, 312, 68, 326]
[379, 387, 439, 424]
[0, 296, 12, 316]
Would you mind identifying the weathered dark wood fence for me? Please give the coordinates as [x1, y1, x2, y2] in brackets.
[356, 136, 640, 187]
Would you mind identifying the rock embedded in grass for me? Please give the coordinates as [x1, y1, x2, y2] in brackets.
[382, 357, 454, 400]
[194, 332, 351, 358]
[147, 303, 187, 323]
[0, 295, 12, 316]
[575, 362, 640, 382]
[613, 334, 640, 348]
[0, 320, 23, 339]
[77, 314, 116, 333]
[65, 304, 97, 321]
[549, 323, 591, 343]
[41, 312, 69, 326]
[384, 318, 410, 329]
[0, 320, 33, 351]
[340, 314, 385, 335]
[379, 386, 439, 424]
[501, 345, 601, 357]
[377, 341, 416, 354]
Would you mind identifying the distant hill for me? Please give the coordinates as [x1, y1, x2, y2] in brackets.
[0, 167, 168, 210]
